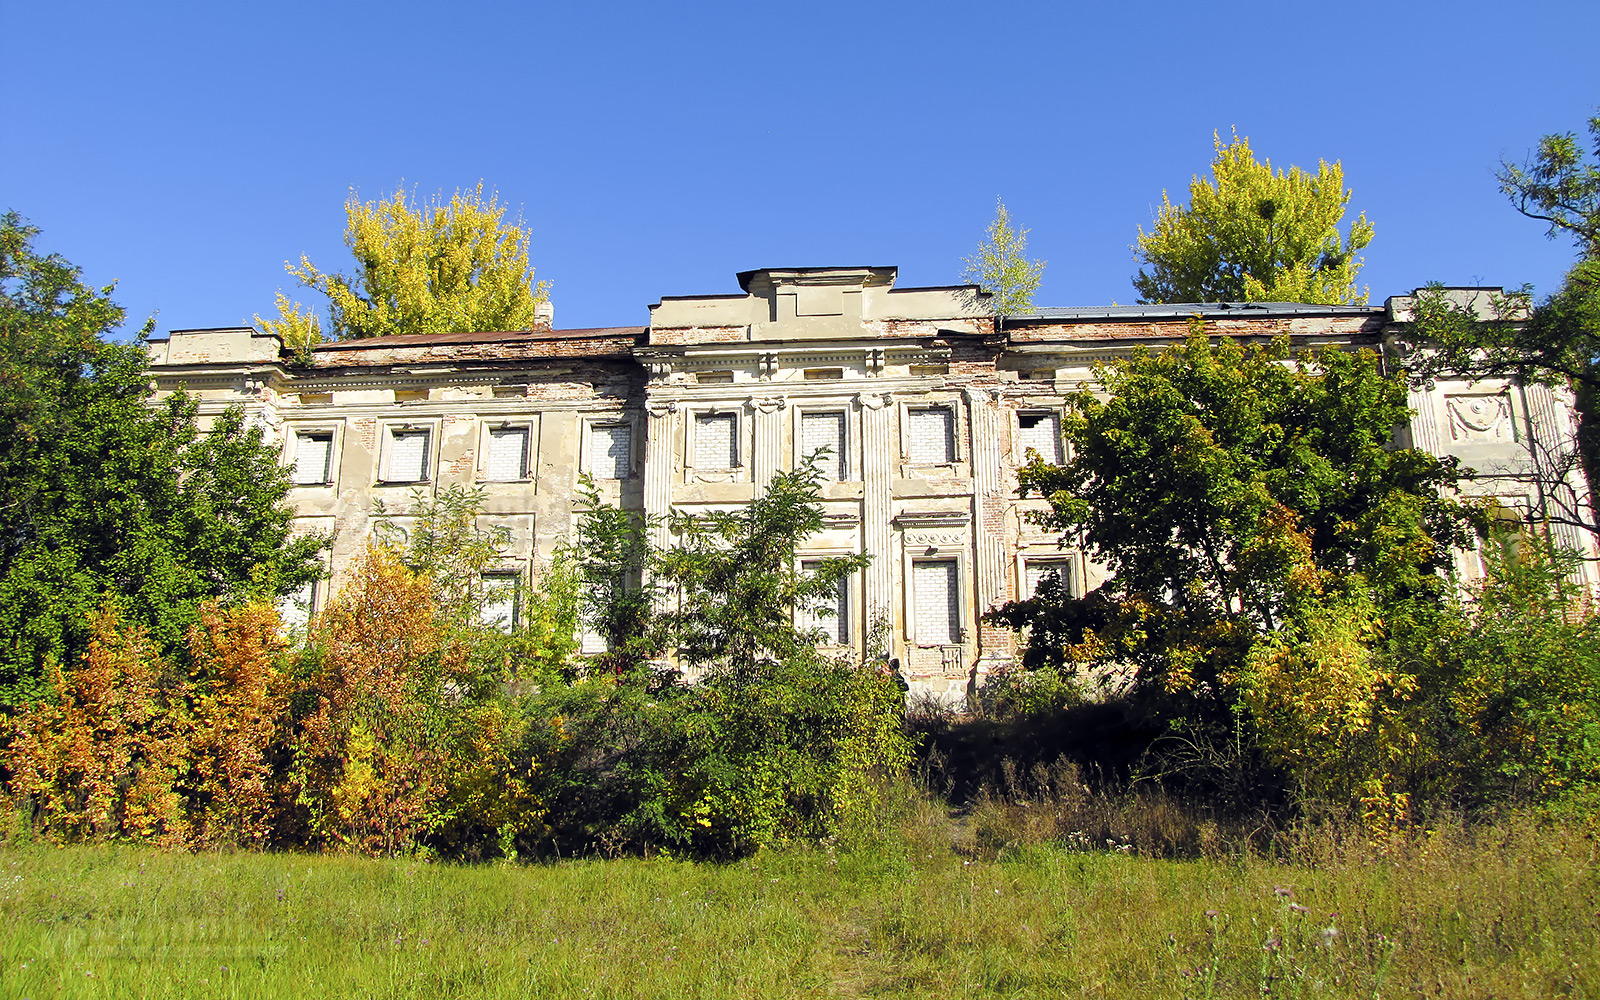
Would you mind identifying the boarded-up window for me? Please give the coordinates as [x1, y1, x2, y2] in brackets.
[293, 432, 332, 485]
[800, 561, 849, 645]
[1017, 412, 1063, 464]
[694, 413, 736, 469]
[590, 423, 632, 479]
[579, 577, 617, 654]
[486, 427, 528, 481]
[386, 430, 430, 482]
[800, 411, 847, 481]
[1024, 560, 1071, 598]
[907, 407, 954, 464]
[480, 573, 519, 629]
[279, 580, 315, 630]
[913, 560, 960, 645]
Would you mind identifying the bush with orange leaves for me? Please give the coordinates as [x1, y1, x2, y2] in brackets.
[2, 608, 190, 844]
[182, 601, 290, 847]
[0, 601, 295, 847]
[282, 542, 496, 855]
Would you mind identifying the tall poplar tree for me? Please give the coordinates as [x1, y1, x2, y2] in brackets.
[258, 183, 549, 348]
[1133, 131, 1374, 305]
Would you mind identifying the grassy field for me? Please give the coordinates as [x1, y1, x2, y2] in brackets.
[2, 812, 1597, 999]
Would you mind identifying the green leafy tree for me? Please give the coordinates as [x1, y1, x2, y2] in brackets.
[0, 212, 324, 705]
[1407, 109, 1600, 537]
[573, 457, 870, 678]
[257, 182, 549, 348]
[961, 199, 1046, 315]
[987, 329, 1474, 808]
[1133, 131, 1375, 305]
[1498, 110, 1600, 254]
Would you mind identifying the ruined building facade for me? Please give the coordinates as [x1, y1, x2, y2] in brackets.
[146, 268, 1597, 703]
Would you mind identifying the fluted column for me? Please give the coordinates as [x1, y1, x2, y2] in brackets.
[753, 396, 787, 486]
[643, 398, 676, 553]
[858, 392, 896, 633]
[965, 388, 1012, 663]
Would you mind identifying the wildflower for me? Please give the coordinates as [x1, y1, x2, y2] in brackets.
[1273, 885, 1292, 897]
[1263, 937, 1281, 952]
[1289, 903, 1309, 914]
[1204, 909, 1219, 919]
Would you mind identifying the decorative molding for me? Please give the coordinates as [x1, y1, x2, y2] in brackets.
[894, 510, 970, 529]
[904, 529, 966, 549]
[1447, 393, 1513, 442]
[857, 392, 894, 410]
[645, 400, 678, 418]
[754, 395, 788, 413]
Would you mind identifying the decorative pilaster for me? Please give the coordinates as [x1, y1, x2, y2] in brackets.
[965, 388, 1012, 665]
[858, 392, 896, 638]
[643, 398, 677, 553]
[753, 395, 787, 485]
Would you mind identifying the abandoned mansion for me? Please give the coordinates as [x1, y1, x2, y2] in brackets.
[145, 267, 1597, 703]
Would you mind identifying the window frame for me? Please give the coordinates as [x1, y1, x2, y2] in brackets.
[685, 407, 746, 475]
[796, 557, 853, 647]
[1017, 555, 1076, 601]
[286, 425, 340, 487]
[479, 569, 523, 630]
[581, 415, 640, 481]
[378, 422, 437, 485]
[793, 406, 853, 482]
[1015, 408, 1065, 465]
[899, 399, 965, 466]
[480, 420, 534, 483]
[905, 555, 967, 648]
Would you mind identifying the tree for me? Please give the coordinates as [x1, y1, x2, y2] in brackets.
[986, 329, 1474, 808]
[256, 183, 549, 348]
[1132, 131, 1375, 305]
[573, 456, 871, 678]
[0, 212, 324, 705]
[1407, 109, 1600, 538]
[1498, 110, 1600, 254]
[961, 199, 1046, 315]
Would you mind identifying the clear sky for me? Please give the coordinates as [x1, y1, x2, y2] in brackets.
[4, 0, 1597, 336]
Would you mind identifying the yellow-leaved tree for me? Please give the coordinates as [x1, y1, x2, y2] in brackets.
[257, 183, 549, 350]
[1133, 130, 1374, 305]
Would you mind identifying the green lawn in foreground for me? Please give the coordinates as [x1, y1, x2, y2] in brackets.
[1, 819, 1596, 999]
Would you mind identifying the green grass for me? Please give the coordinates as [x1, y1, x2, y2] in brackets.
[2, 814, 1597, 998]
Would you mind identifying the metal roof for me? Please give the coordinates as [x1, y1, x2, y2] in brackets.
[1011, 302, 1382, 321]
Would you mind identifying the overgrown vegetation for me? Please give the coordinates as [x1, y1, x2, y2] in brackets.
[0, 213, 324, 705]
[984, 328, 1600, 827]
[0, 464, 910, 861]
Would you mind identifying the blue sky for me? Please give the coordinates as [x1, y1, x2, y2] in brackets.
[4, 0, 1597, 335]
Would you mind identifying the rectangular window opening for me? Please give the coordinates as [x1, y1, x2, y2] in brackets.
[1023, 560, 1072, 599]
[803, 368, 844, 380]
[800, 411, 848, 481]
[486, 426, 529, 481]
[385, 429, 431, 483]
[293, 432, 333, 485]
[800, 561, 849, 645]
[394, 389, 429, 403]
[906, 407, 955, 464]
[279, 579, 316, 631]
[913, 560, 961, 645]
[480, 573, 520, 630]
[1017, 411, 1064, 464]
[297, 392, 332, 405]
[694, 412, 737, 469]
[910, 364, 949, 377]
[695, 371, 735, 384]
[590, 423, 632, 479]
